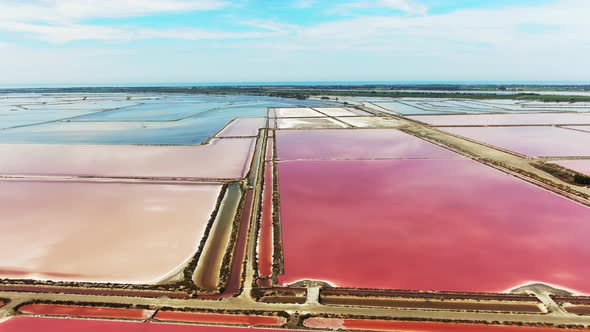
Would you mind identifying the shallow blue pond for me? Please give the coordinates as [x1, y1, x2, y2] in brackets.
[0, 94, 338, 144]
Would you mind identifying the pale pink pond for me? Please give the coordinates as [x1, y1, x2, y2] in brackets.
[305, 318, 576, 332]
[313, 107, 369, 117]
[443, 126, 590, 157]
[0, 180, 221, 284]
[0, 138, 256, 180]
[276, 129, 461, 160]
[274, 108, 324, 118]
[216, 118, 266, 137]
[409, 113, 590, 126]
[565, 126, 590, 133]
[552, 160, 590, 176]
[278, 159, 590, 293]
[276, 118, 347, 129]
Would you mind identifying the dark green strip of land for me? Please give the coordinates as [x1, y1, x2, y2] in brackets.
[2, 85, 590, 102]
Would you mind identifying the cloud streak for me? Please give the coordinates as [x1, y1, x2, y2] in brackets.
[0, 21, 284, 43]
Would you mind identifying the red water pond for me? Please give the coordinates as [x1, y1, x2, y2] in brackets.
[18, 304, 153, 320]
[304, 318, 583, 332]
[442, 126, 590, 157]
[224, 190, 254, 296]
[277, 159, 590, 293]
[216, 118, 266, 137]
[409, 113, 590, 126]
[0, 138, 256, 180]
[155, 311, 285, 326]
[276, 129, 460, 160]
[552, 160, 590, 176]
[0, 317, 290, 332]
[0, 180, 221, 284]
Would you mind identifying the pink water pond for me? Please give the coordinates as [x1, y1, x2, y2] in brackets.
[552, 160, 590, 176]
[277, 159, 590, 293]
[276, 129, 460, 160]
[442, 126, 590, 157]
[409, 113, 590, 126]
[216, 118, 266, 137]
[0, 138, 256, 180]
[0, 180, 221, 284]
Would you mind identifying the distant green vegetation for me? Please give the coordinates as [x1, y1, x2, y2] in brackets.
[2, 85, 590, 102]
[534, 162, 590, 187]
[273, 90, 590, 102]
[574, 174, 590, 185]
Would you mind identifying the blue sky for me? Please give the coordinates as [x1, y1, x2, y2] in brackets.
[0, 0, 588, 85]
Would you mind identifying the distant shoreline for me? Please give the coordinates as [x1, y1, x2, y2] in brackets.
[2, 81, 590, 89]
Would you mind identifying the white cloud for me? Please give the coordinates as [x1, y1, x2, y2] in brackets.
[0, 0, 285, 43]
[298, 0, 590, 48]
[0, 0, 227, 22]
[136, 27, 283, 41]
[0, 21, 123, 43]
[332, 0, 427, 15]
[0, 21, 284, 43]
[220, 0, 590, 81]
[54, 0, 226, 19]
[293, 0, 315, 8]
[1, 0, 590, 83]
[240, 20, 296, 33]
[376, 0, 427, 15]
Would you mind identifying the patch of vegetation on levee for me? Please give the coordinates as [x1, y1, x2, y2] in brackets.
[156, 307, 291, 318]
[533, 162, 590, 187]
[15, 300, 153, 311]
[575, 174, 590, 185]
[252, 288, 307, 304]
[271, 135, 285, 285]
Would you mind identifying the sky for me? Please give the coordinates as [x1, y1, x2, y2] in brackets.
[0, 0, 589, 86]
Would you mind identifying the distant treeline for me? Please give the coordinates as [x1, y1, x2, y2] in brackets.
[2, 85, 590, 102]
